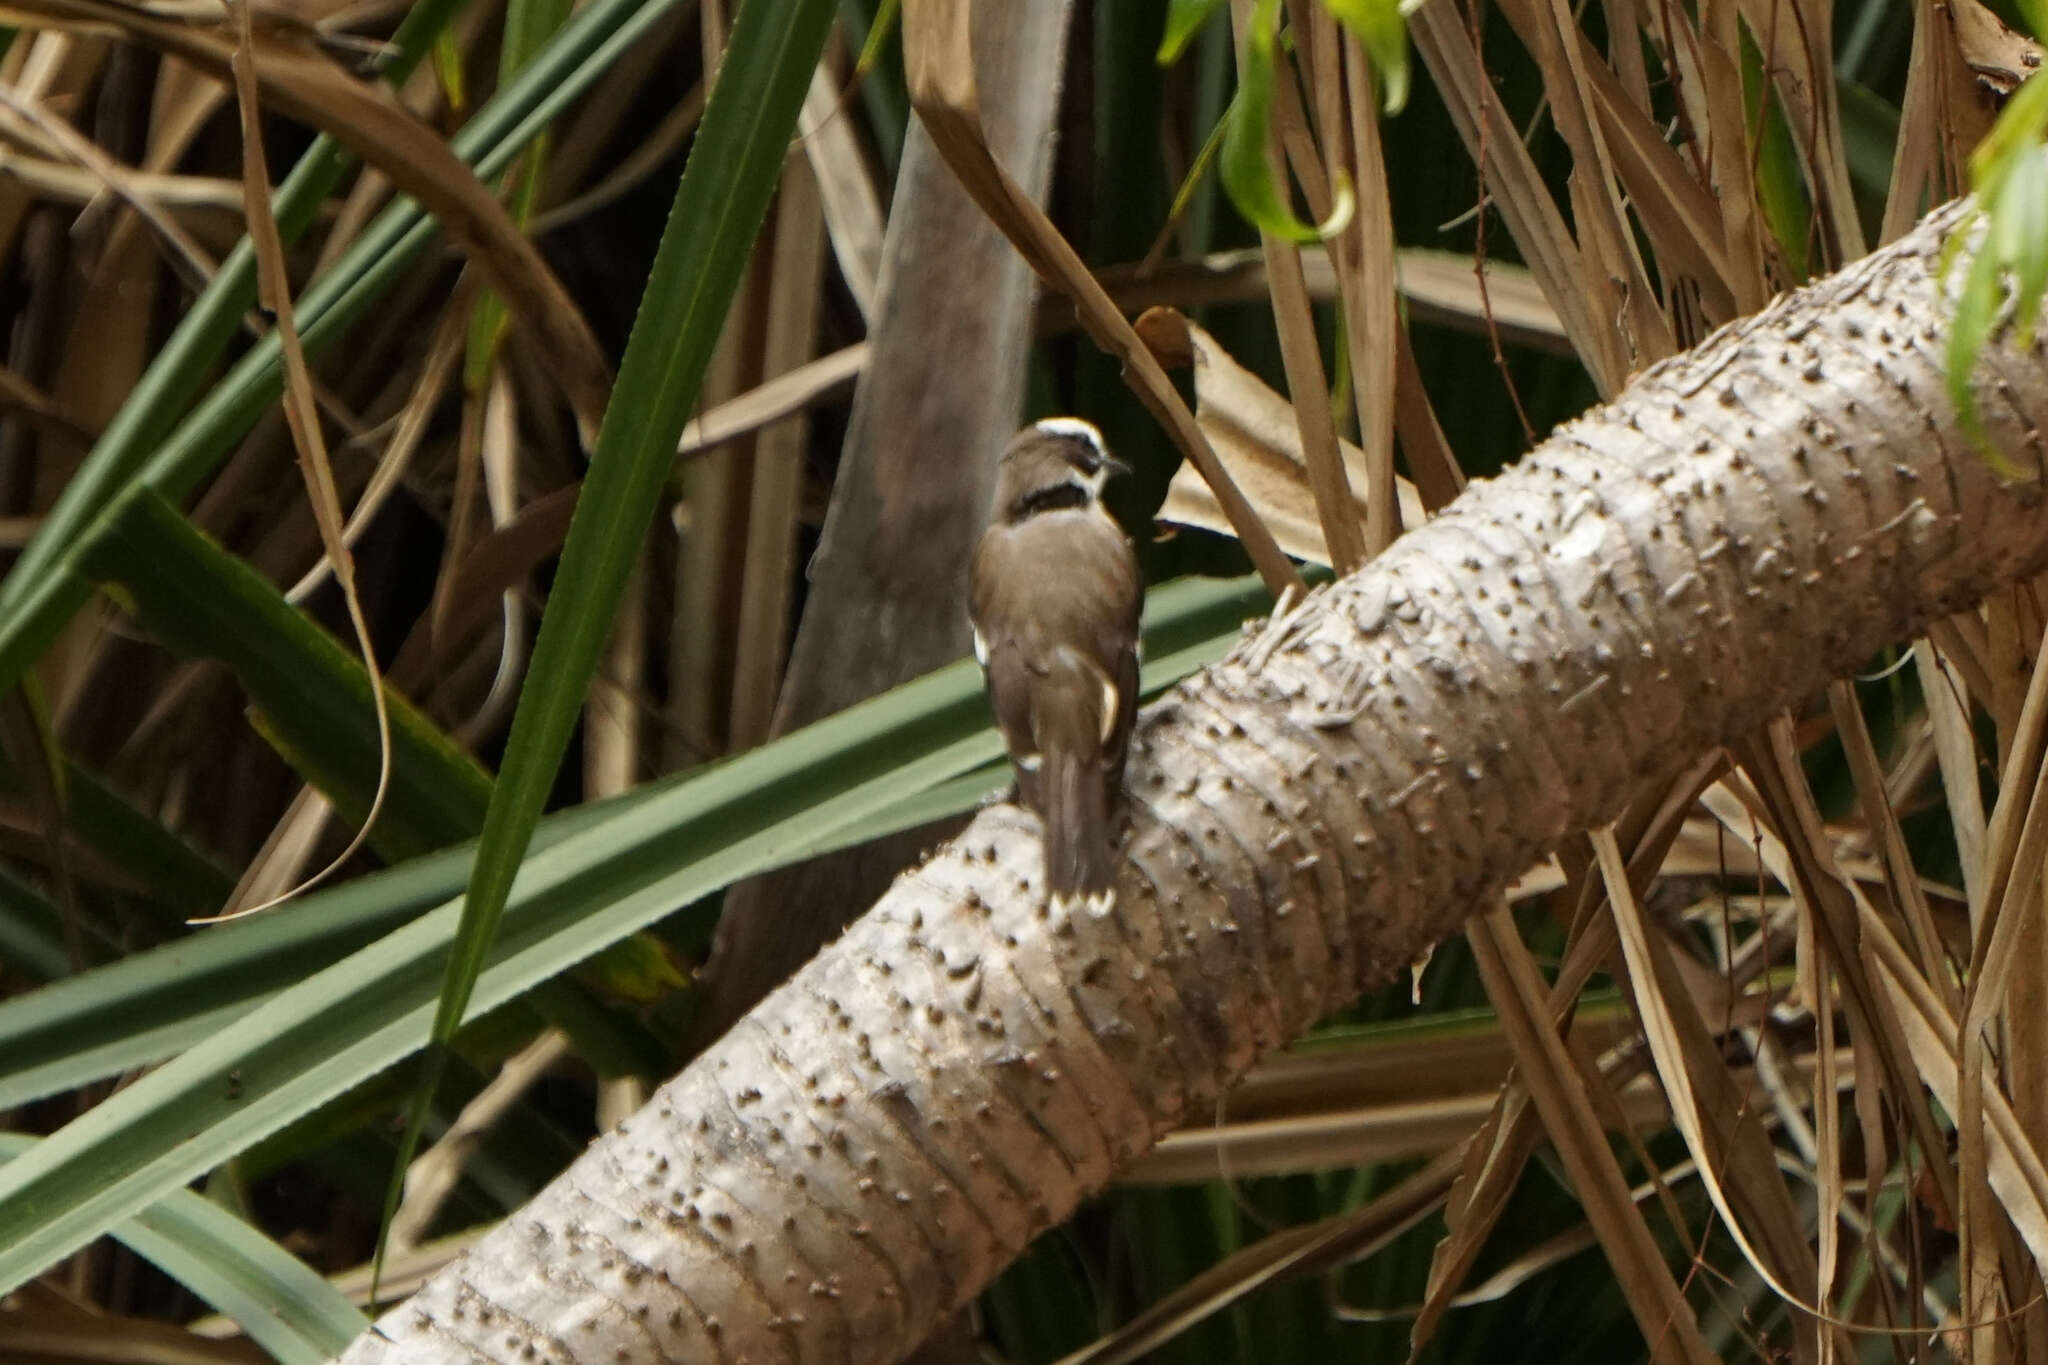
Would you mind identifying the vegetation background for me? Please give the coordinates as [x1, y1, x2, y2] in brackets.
[0, 0, 2032, 1360]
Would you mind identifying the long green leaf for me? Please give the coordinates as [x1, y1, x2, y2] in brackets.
[0, 1134, 368, 1364]
[1322, 0, 1411, 113]
[0, 863, 70, 980]
[0, 573, 1262, 1109]
[0, 573, 1266, 1292]
[424, 0, 838, 1181]
[61, 765, 238, 917]
[0, 751, 234, 925]
[89, 493, 491, 862]
[1158, 0, 1227, 63]
[0, 683, 985, 1292]
[1950, 78, 2048, 455]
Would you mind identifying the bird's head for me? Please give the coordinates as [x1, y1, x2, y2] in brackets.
[993, 417, 1131, 522]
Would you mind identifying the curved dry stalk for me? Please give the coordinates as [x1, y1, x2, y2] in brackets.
[189, 0, 393, 923]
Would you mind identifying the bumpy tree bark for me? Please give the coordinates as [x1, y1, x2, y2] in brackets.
[337, 199, 2048, 1365]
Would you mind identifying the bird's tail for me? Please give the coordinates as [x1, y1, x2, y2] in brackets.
[1037, 690, 1115, 910]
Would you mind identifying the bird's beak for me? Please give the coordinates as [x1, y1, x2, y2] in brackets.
[1100, 454, 1133, 480]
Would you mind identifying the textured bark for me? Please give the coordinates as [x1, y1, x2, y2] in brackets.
[690, 3, 1073, 1043]
[338, 199, 2048, 1365]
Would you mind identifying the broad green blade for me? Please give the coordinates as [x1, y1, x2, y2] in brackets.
[0, 571, 1266, 1293]
[0, 863, 70, 981]
[424, 0, 838, 1188]
[89, 493, 491, 862]
[0, 1134, 368, 1364]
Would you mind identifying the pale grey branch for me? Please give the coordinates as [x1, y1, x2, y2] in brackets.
[337, 198, 2048, 1365]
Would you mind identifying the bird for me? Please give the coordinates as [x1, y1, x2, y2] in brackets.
[969, 417, 1143, 910]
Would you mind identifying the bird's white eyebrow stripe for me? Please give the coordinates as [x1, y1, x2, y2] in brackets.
[1032, 416, 1107, 454]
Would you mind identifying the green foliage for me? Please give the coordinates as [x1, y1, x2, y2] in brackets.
[398, 0, 843, 1279]
[1948, 66, 2048, 461]
[1187, 0, 1415, 254]
[1219, 0, 1348, 244]
[0, 568, 1267, 1297]
[1158, 0, 1228, 65]
[0, 1135, 369, 1363]
[1322, 0, 1409, 113]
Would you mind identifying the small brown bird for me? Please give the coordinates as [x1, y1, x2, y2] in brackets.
[969, 418, 1142, 908]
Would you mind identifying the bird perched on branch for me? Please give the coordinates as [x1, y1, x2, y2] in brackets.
[969, 418, 1142, 909]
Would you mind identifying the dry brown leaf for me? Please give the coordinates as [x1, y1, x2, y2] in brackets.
[216, 783, 333, 915]
[1338, 31, 1402, 553]
[1695, 9, 1771, 311]
[0, 144, 250, 213]
[389, 483, 577, 695]
[1883, 0, 1966, 245]
[1389, 249, 1564, 349]
[185, 0, 390, 923]
[1792, 880, 1847, 1362]
[1271, 6, 1403, 558]
[1096, 247, 1568, 353]
[1416, 750, 1726, 1352]
[530, 79, 707, 238]
[1828, 682, 1959, 1018]
[1139, 308, 1422, 568]
[674, 341, 863, 459]
[1466, 903, 1721, 1365]
[1552, 25, 1740, 323]
[1978, 619, 2048, 914]
[1949, 0, 2046, 97]
[1596, 828, 1839, 1362]
[0, 0, 615, 445]
[1500, 0, 1674, 365]
[1057, 1148, 1466, 1365]
[0, 360, 92, 448]
[1725, 734, 1965, 1232]
[1918, 636, 1990, 905]
[1733, 0, 1865, 267]
[727, 153, 825, 748]
[453, 367, 529, 746]
[666, 246, 1563, 474]
[1863, 905, 2048, 1275]
[798, 58, 883, 323]
[1, 1296, 272, 1362]
[390, 1030, 572, 1257]
[1391, 328, 1463, 512]
[287, 296, 465, 603]
[1125, 1004, 1812, 1185]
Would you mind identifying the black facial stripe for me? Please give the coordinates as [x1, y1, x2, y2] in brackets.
[1011, 481, 1091, 520]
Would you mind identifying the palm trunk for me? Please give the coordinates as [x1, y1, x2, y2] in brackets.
[336, 197, 2046, 1365]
